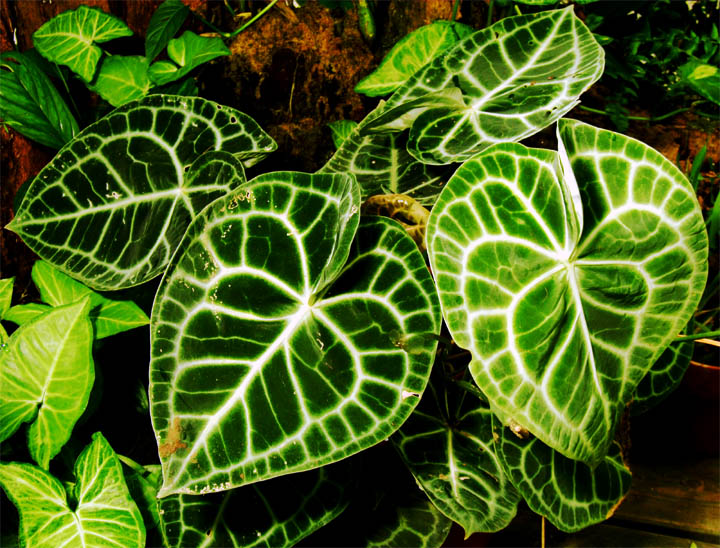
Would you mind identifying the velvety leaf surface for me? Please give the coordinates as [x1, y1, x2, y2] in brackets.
[148, 31, 230, 86]
[427, 121, 708, 463]
[0, 433, 145, 547]
[89, 55, 151, 107]
[632, 338, 693, 415]
[0, 298, 93, 468]
[0, 51, 79, 149]
[379, 7, 604, 164]
[31, 260, 149, 338]
[355, 21, 474, 97]
[33, 5, 133, 81]
[394, 371, 519, 535]
[7, 95, 276, 290]
[159, 461, 353, 548]
[494, 420, 631, 532]
[150, 173, 440, 496]
[145, 0, 189, 61]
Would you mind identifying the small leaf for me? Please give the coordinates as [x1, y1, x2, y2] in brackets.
[355, 21, 474, 97]
[89, 55, 151, 107]
[145, 0, 190, 62]
[3, 303, 52, 326]
[494, 420, 631, 532]
[122, 463, 163, 533]
[33, 5, 133, 82]
[632, 338, 693, 415]
[31, 261, 149, 339]
[679, 60, 720, 105]
[148, 31, 230, 86]
[0, 51, 79, 149]
[327, 119, 358, 149]
[0, 298, 93, 468]
[0, 277, 13, 317]
[0, 433, 145, 547]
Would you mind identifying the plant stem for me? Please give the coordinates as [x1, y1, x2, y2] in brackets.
[485, 0, 494, 28]
[448, 378, 487, 402]
[675, 329, 720, 342]
[117, 454, 146, 475]
[194, 12, 231, 38]
[229, 0, 280, 38]
[451, 0, 461, 22]
[578, 105, 691, 123]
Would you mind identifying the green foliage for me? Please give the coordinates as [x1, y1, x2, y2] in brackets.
[148, 31, 230, 86]
[145, 0, 190, 62]
[89, 55, 151, 107]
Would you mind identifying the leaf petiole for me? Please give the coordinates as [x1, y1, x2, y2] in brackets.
[675, 329, 720, 342]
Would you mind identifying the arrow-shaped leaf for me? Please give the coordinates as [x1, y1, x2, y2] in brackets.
[149, 31, 230, 86]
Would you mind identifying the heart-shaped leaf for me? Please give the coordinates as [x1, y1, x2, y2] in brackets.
[89, 55, 151, 107]
[380, 7, 604, 165]
[7, 95, 276, 290]
[494, 420, 631, 532]
[150, 172, 440, 496]
[355, 21, 474, 97]
[427, 120, 708, 463]
[33, 5, 133, 82]
[159, 461, 353, 548]
[0, 432, 145, 547]
[149, 31, 230, 86]
[0, 51, 79, 149]
[394, 370, 520, 535]
[0, 298, 93, 468]
[632, 337, 693, 415]
[31, 260, 149, 339]
[145, 0, 190, 62]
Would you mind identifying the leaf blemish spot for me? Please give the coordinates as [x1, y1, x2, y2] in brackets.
[158, 417, 187, 457]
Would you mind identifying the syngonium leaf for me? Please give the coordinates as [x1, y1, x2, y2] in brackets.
[0, 298, 93, 469]
[148, 31, 230, 86]
[150, 172, 441, 496]
[3, 303, 52, 326]
[355, 21, 474, 97]
[679, 61, 720, 105]
[426, 119, 708, 464]
[632, 337, 693, 415]
[327, 119, 358, 149]
[0, 51, 79, 149]
[6, 94, 276, 290]
[493, 419, 631, 532]
[0, 432, 145, 547]
[31, 260, 149, 339]
[33, 5, 133, 82]
[394, 369, 520, 536]
[89, 55, 151, 107]
[159, 461, 354, 548]
[145, 0, 190, 62]
[0, 276, 13, 316]
[373, 7, 605, 165]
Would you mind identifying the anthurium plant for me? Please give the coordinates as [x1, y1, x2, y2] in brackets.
[0, 5, 710, 547]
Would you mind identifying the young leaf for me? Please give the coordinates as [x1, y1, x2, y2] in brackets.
[89, 55, 151, 107]
[30, 261, 149, 339]
[380, 7, 604, 164]
[0, 298, 93, 468]
[426, 121, 708, 464]
[0, 52, 79, 149]
[148, 31, 230, 86]
[3, 303, 52, 326]
[632, 338, 693, 415]
[159, 462, 353, 548]
[394, 371, 520, 536]
[145, 0, 190, 62]
[33, 5, 133, 82]
[0, 432, 145, 547]
[327, 119, 358, 149]
[150, 173, 441, 496]
[355, 21, 474, 97]
[6, 95, 276, 290]
[0, 277, 13, 317]
[679, 60, 720, 105]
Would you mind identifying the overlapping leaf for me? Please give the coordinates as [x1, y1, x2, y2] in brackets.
[159, 461, 353, 548]
[33, 5, 133, 81]
[427, 120, 708, 463]
[145, 0, 189, 62]
[150, 172, 440, 496]
[0, 298, 93, 469]
[149, 31, 230, 86]
[0, 433, 145, 547]
[3, 303, 51, 326]
[89, 55, 151, 107]
[394, 370, 520, 535]
[7, 95, 276, 290]
[494, 420, 631, 532]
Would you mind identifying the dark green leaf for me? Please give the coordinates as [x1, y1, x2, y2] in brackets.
[145, 0, 190, 62]
[327, 120, 358, 149]
[632, 339, 693, 415]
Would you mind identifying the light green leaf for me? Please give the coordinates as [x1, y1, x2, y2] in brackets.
[0, 432, 145, 547]
[679, 60, 720, 105]
[0, 51, 79, 149]
[632, 338, 693, 415]
[7, 95, 276, 290]
[0, 276, 13, 316]
[145, 0, 190, 62]
[31, 260, 149, 339]
[3, 303, 52, 326]
[148, 31, 230, 86]
[380, 7, 604, 164]
[33, 5, 133, 82]
[159, 461, 353, 548]
[426, 120, 708, 463]
[394, 370, 520, 535]
[0, 298, 93, 468]
[494, 420, 631, 532]
[89, 55, 151, 107]
[355, 21, 474, 97]
[327, 119, 358, 149]
[150, 173, 440, 496]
